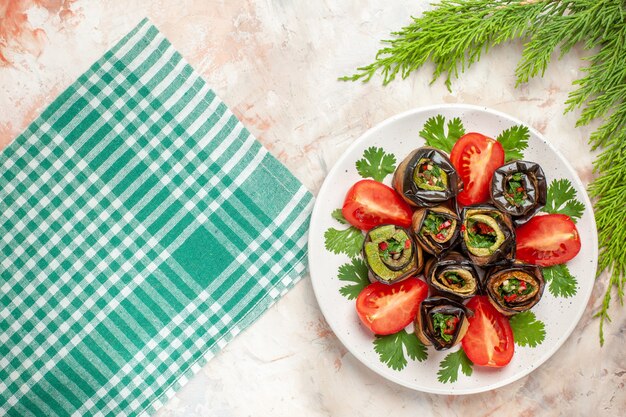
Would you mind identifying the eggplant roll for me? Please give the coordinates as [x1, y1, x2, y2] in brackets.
[424, 252, 479, 300]
[392, 147, 462, 207]
[460, 205, 515, 267]
[485, 263, 545, 315]
[412, 205, 461, 256]
[362, 224, 423, 284]
[491, 161, 547, 225]
[415, 296, 471, 350]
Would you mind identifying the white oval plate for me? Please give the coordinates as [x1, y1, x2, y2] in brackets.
[308, 104, 597, 394]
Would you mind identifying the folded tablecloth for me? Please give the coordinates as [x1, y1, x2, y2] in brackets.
[0, 18, 313, 417]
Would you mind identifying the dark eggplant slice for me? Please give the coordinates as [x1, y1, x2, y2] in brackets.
[424, 252, 479, 300]
[484, 263, 545, 316]
[414, 296, 471, 351]
[412, 205, 461, 256]
[490, 161, 547, 225]
[392, 147, 463, 207]
[362, 224, 423, 284]
[460, 205, 515, 267]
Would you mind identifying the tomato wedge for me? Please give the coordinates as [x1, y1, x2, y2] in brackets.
[462, 296, 514, 367]
[342, 179, 413, 231]
[356, 278, 428, 335]
[450, 132, 505, 206]
[515, 213, 581, 266]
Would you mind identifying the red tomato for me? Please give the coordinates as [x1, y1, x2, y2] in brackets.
[462, 296, 514, 367]
[450, 132, 505, 206]
[356, 278, 428, 335]
[515, 214, 581, 266]
[342, 179, 413, 230]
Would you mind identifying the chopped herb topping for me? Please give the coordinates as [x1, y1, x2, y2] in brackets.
[505, 172, 528, 206]
[498, 278, 534, 302]
[413, 158, 448, 191]
[432, 312, 458, 343]
[466, 220, 497, 248]
[378, 238, 409, 261]
[337, 258, 370, 300]
[421, 212, 452, 240]
[444, 271, 465, 287]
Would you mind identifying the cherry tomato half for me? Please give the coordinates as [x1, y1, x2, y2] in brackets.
[342, 179, 413, 231]
[515, 213, 581, 266]
[356, 277, 428, 335]
[462, 296, 514, 367]
[450, 132, 505, 206]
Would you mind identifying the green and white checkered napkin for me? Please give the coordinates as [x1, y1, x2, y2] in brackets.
[0, 18, 313, 416]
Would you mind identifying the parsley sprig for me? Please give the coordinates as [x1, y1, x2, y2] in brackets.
[324, 209, 364, 258]
[373, 330, 428, 371]
[337, 258, 369, 300]
[542, 264, 578, 298]
[419, 115, 465, 153]
[542, 179, 585, 222]
[437, 349, 473, 383]
[497, 125, 530, 162]
[509, 311, 546, 348]
[331, 209, 347, 224]
[324, 227, 363, 258]
[356, 146, 396, 182]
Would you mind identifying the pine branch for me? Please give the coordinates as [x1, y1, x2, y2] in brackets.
[341, 0, 626, 344]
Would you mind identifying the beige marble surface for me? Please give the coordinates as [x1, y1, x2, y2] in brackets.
[0, 1, 624, 416]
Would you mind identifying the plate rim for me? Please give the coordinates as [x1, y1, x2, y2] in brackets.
[308, 103, 598, 395]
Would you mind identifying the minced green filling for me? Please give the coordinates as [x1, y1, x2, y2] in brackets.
[413, 158, 448, 191]
[432, 312, 456, 342]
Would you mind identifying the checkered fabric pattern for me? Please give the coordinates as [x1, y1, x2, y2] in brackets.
[0, 19, 313, 417]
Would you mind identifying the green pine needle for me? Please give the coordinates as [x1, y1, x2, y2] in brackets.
[342, 0, 626, 345]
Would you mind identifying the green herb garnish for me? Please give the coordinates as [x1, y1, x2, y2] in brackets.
[331, 208, 347, 224]
[337, 258, 369, 300]
[542, 179, 585, 222]
[324, 226, 364, 258]
[437, 349, 473, 383]
[497, 125, 530, 162]
[419, 115, 465, 153]
[509, 311, 546, 348]
[373, 330, 428, 371]
[356, 146, 397, 182]
[542, 264, 578, 298]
